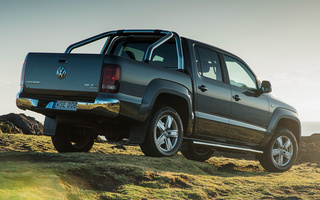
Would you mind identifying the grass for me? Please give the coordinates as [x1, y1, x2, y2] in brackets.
[0, 133, 320, 199]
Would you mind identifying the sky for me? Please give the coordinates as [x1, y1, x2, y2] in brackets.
[1, 0, 320, 124]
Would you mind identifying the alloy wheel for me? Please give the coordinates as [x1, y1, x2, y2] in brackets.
[155, 114, 179, 152]
[271, 135, 294, 167]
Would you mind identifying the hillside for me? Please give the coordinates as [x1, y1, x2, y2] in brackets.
[0, 132, 320, 200]
[0, 114, 320, 199]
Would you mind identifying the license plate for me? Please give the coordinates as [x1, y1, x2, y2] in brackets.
[54, 101, 78, 111]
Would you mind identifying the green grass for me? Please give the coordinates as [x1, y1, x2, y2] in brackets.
[0, 133, 320, 199]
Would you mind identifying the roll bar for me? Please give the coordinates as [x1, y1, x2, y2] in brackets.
[64, 29, 184, 70]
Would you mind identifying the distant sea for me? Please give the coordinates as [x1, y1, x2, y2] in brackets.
[301, 121, 320, 136]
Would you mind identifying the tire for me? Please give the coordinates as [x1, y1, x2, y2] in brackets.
[258, 127, 298, 172]
[140, 106, 183, 157]
[51, 124, 95, 153]
[181, 142, 215, 162]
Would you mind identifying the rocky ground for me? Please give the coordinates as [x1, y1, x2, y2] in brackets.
[0, 113, 319, 164]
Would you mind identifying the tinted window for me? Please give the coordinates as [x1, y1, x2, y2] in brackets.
[197, 47, 223, 81]
[152, 43, 178, 69]
[224, 55, 257, 90]
[110, 37, 177, 69]
[111, 39, 150, 61]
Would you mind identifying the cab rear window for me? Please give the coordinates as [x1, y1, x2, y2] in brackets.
[110, 37, 178, 69]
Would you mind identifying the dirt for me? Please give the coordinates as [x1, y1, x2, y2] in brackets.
[60, 167, 120, 191]
[59, 166, 196, 192]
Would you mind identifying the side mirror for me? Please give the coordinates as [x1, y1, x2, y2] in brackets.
[261, 80, 272, 93]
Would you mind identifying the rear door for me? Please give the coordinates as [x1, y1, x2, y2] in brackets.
[193, 45, 232, 138]
[222, 55, 269, 144]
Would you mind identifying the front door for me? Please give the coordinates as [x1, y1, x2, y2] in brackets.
[223, 55, 269, 144]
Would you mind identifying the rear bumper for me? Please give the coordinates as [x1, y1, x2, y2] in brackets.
[16, 92, 120, 118]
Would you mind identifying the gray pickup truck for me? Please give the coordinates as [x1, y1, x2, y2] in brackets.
[17, 29, 300, 172]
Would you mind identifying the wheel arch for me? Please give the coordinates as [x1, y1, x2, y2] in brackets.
[129, 79, 193, 144]
[276, 118, 300, 143]
[261, 108, 301, 148]
[152, 93, 191, 135]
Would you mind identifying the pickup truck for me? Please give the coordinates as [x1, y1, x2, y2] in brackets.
[17, 29, 300, 172]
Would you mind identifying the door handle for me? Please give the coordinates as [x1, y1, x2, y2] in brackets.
[233, 94, 241, 101]
[198, 85, 208, 92]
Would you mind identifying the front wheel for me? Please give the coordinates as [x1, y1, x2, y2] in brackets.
[51, 124, 96, 153]
[258, 127, 298, 172]
[140, 106, 183, 157]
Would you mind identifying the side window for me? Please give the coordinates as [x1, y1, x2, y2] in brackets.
[224, 55, 257, 90]
[197, 46, 223, 81]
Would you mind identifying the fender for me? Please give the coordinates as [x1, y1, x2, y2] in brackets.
[260, 108, 301, 148]
[129, 79, 193, 144]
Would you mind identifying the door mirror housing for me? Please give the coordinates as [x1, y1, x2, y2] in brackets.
[261, 80, 272, 93]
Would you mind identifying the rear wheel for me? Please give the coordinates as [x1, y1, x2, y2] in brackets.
[181, 142, 215, 162]
[51, 124, 96, 153]
[258, 127, 298, 172]
[140, 106, 183, 157]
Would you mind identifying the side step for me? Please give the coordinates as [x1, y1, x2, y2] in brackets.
[192, 140, 263, 154]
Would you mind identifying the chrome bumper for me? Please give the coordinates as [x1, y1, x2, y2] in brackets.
[16, 95, 120, 118]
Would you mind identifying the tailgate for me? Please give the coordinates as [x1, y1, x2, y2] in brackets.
[23, 53, 104, 99]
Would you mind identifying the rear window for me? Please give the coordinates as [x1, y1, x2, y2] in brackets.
[109, 36, 178, 69]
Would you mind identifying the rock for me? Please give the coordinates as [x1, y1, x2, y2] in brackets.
[297, 134, 320, 164]
[0, 121, 22, 134]
[0, 113, 43, 135]
[301, 133, 320, 143]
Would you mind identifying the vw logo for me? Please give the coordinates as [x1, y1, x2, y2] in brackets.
[56, 67, 67, 80]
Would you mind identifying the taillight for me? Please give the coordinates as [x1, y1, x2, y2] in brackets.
[20, 61, 27, 88]
[100, 64, 121, 93]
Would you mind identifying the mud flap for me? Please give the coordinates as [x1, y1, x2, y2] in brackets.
[43, 117, 57, 136]
[128, 122, 148, 144]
